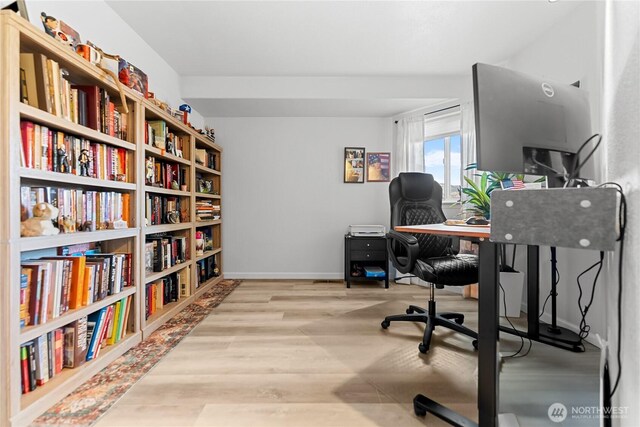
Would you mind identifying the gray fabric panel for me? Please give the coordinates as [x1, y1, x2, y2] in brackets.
[490, 188, 618, 251]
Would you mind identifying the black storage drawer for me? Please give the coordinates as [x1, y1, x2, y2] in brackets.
[351, 250, 387, 261]
[350, 239, 387, 251]
[344, 234, 389, 288]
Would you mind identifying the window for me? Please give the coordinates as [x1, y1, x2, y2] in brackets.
[423, 108, 462, 201]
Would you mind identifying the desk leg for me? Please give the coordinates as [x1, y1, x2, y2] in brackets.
[527, 245, 540, 339]
[478, 241, 499, 427]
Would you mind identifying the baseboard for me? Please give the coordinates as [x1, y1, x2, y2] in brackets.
[520, 302, 601, 348]
[224, 272, 344, 280]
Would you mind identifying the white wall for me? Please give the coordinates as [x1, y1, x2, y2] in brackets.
[503, 2, 608, 341]
[213, 117, 393, 279]
[14, 0, 204, 128]
[602, 0, 639, 422]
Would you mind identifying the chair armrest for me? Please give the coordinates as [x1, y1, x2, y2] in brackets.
[387, 230, 419, 274]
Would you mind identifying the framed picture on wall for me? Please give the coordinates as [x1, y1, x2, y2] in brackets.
[366, 152, 391, 182]
[344, 147, 365, 183]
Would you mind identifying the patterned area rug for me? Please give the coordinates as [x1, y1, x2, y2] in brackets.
[31, 279, 241, 427]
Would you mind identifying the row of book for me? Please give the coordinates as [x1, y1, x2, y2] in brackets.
[20, 296, 133, 394]
[20, 53, 129, 140]
[196, 256, 219, 288]
[145, 269, 190, 319]
[22, 186, 131, 232]
[144, 120, 188, 158]
[145, 194, 186, 226]
[195, 148, 218, 171]
[20, 252, 133, 328]
[196, 200, 221, 221]
[145, 156, 187, 190]
[144, 235, 189, 273]
[20, 121, 130, 182]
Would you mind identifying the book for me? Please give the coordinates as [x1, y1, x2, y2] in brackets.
[20, 345, 29, 394]
[86, 307, 107, 361]
[63, 317, 88, 368]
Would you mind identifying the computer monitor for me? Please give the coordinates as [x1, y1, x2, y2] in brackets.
[472, 63, 593, 186]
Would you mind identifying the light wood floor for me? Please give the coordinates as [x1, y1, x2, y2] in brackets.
[94, 280, 599, 427]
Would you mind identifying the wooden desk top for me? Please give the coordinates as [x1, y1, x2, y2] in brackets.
[395, 223, 491, 239]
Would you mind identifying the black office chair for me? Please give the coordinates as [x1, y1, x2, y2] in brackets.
[381, 173, 479, 353]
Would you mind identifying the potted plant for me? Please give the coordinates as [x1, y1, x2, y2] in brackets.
[459, 165, 526, 317]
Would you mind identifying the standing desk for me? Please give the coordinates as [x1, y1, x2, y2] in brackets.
[394, 223, 498, 427]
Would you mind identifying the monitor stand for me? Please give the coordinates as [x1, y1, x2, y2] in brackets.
[538, 247, 583, 352]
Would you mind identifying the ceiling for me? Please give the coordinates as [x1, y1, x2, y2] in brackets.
[108, 0, 581, 117]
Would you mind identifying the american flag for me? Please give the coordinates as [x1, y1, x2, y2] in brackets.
[511, 179, 526, 190]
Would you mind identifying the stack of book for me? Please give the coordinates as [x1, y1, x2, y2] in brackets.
[21, 186, 130, 232]
[144, 120, 188, 158]
[145, 157, 187, 189]
[145, 269, 190, 319]
[20, 252, 133, 328]
[196, 256, 219, 288]
[195, 200, 221, 221]
[145, 235, 188, 273]
[20, 54, 128, 140]
[144, 195, 184, 226]
[194, 148, 217, 170]
[20, 295, 133, 394]
[20, 121, 130, 181]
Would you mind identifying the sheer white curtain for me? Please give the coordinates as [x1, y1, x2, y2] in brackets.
[393, 115, 425, 176]
[460, 101, 479, 185]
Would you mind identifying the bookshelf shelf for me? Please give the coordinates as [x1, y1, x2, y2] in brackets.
[142, 297, 192, 338]
[144, 223, 193, 235]
[194, 134, 223, 153]
[195, 220, 222, 227]
[195, 248, 222, 263]
[20, 228, 138, 252]
[195, 164, 221, 176]
[142, 99, 195, 137]
[19, 287, 137, 343]
[19, 103, 136, 152]
[194, 275, 224, 297]
[195, 192, 221, 199]
[144, 261, 192, 284]
[17, 333, 141, 423]
[144, 145, 191, 166]
[20, 168, 136, 191]
[144, 186, 190, 197]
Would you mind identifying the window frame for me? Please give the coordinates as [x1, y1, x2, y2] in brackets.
[423, 130, 462, 203]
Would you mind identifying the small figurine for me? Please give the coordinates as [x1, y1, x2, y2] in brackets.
[171, 180, 179, 190]
[60, 215, 75, 233]
[58, 147, 70, 173]
[179, 104, 191, 125]
[78, 149, 90, 177]
[20, 203, 60, 237]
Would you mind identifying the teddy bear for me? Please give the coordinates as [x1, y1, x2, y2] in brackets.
[20, 203, 60, 237]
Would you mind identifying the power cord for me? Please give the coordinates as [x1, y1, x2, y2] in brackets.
[597, 182, 626, 398]
[499, 281, 532, 358]
[564, 134, 603, 187]
[539, 260, 560, 319]
[576, 252, 605, 341]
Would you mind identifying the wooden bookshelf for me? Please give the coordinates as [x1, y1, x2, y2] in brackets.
[0, 11, 224, 426]
[0, 12, 144, 427]
[139, 95, 223, 338]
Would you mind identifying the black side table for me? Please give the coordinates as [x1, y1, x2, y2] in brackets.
[344, 234, 389, 288]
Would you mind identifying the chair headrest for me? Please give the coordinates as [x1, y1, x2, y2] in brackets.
[399, 173, 435, 201]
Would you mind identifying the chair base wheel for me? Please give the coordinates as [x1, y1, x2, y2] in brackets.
[472, 340, 478, 350]
[406, 308, 414, 314]
[454, 318, 464, 325]
[414, 408, 427, 417]
[418, 343, 429, 353]
[381, 320, 390, 329]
